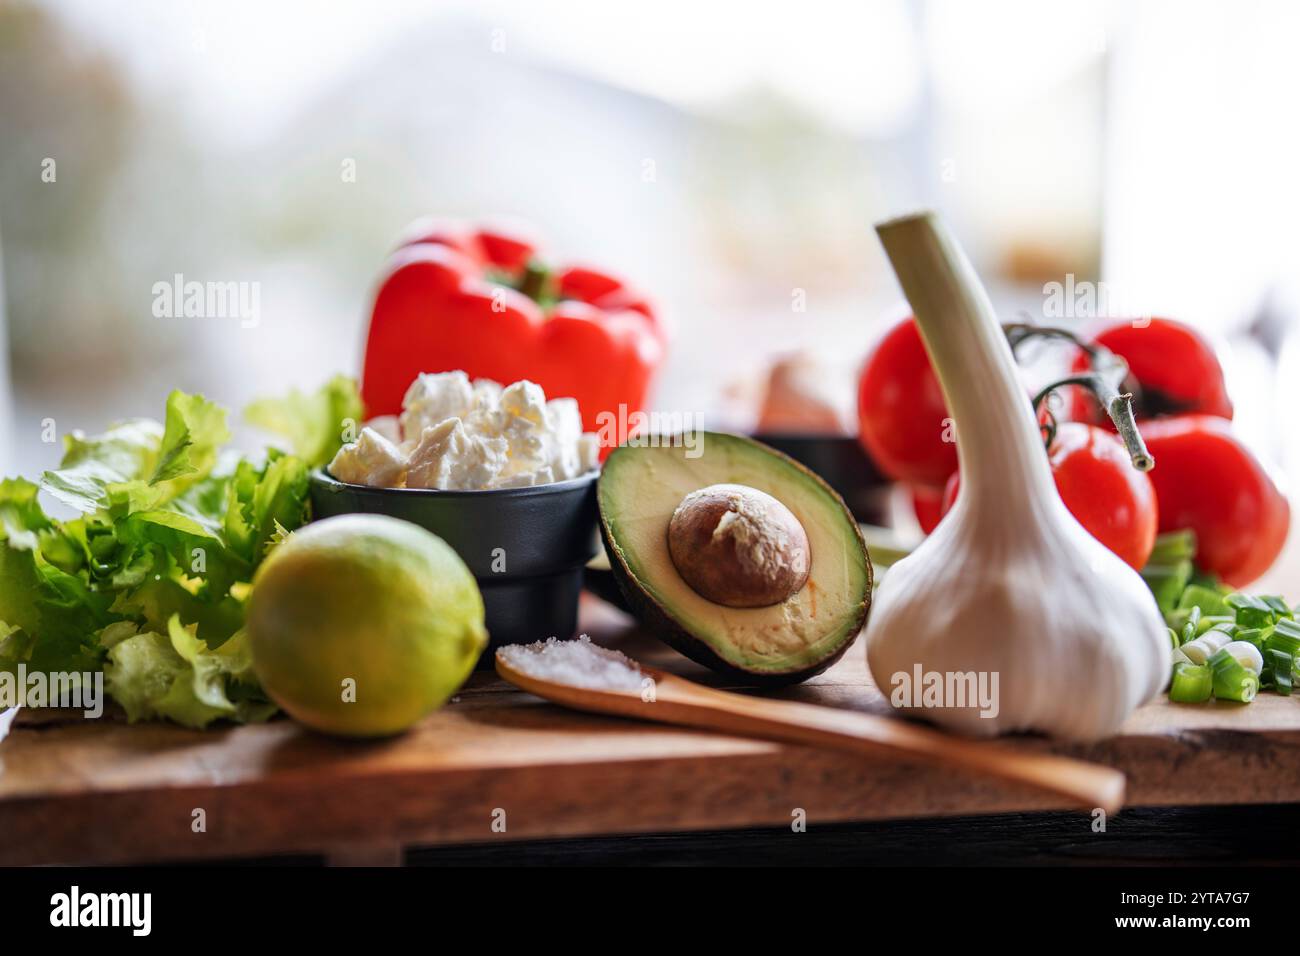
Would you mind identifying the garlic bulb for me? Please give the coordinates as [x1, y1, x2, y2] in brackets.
[865, 213, 1169, 741]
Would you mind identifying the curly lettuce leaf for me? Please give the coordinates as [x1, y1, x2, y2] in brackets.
[0, 476, 51, 549]
[2, 378, 354, 728]
[148, 390, 231, 495]
[0, 479, 112, 676]
[39, 419, 164, 514]
[40, 391, 230, 515]
[104, 616, 274, 728]
[244, 374, 363, 469]
[246, 451, 311, 554]
[108, 573, 246, 648]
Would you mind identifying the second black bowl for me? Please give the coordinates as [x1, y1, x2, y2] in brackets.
[749, 433, 890, 524]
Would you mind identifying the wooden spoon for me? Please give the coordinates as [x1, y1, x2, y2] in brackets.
[496, 653, 1126, 814]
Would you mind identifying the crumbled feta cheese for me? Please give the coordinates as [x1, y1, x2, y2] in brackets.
[545, 397, 587, 481]
[500, 379, 548, 426]
[471, 377, 503, 413]
[406, 418, 509, 490]
[576, 433, 601, 475]
[329, 371, 601, 490]
[366, 415, 403, 445]
[328, 427, 408, 488]
[400, 370, 483, 439]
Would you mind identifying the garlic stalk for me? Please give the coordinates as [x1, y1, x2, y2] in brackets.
[865, 212, 1169, 741]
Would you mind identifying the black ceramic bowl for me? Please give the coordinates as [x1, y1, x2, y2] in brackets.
[309, 469, 600, 653]
[749, 433, 890, 525]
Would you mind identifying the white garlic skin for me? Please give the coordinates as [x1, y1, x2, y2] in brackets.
[866, 491, 1169, 742]
[867, 211, 1170, 743]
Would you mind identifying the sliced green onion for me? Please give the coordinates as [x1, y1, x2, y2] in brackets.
[1217, 671, 1259, 703]
[1274, 618, 1300, 641]
[1234, 626, 1269, 650]
[1148, 530, 1198, 565]
[1182, 630, 1231, 665]
[1261, 595, 1293, 619]
[1221, 640, 1264, 675]
[1266, 649, 1294, 696]
[1188, 573, 1224, 593]
[1145, 560, 1194, 618]
[1209, 649, 1260, 703]
[1227, 592, 1273, 612]
[1227, 592, 1275, 628]
[1196, 615, 1235, 635]
[1166, 608, 1233, 637]
[1179, 584, 1230, 617]
[1169, 662, 1214, 703]
[1268, 632, 1300, 660]
[1266, 628, 1300, 659]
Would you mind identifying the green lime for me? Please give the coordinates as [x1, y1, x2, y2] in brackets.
[247, 514, 487, 737]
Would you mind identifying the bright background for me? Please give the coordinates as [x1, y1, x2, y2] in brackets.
[3, 0, 1299, 583]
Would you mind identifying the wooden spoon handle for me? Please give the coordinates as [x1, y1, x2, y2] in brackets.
[643, 671, 1125, 813]
[494, 658, 1125, 814]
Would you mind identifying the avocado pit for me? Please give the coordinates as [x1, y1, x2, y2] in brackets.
[667, 483, 811, 608]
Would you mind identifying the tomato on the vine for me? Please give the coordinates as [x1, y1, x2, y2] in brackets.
[911, 484, 946, 535]
[1069, 318, 1233, 423]
[940, 422, 1158, 571]
[1139, 415, 1289, 587]
[857, 316, 956, 488]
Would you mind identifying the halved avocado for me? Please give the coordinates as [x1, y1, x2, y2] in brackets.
[583, 550, 631, 614]
[598, 432, 871, 685]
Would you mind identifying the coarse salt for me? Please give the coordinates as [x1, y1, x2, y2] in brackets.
[497, 635, 645, 692]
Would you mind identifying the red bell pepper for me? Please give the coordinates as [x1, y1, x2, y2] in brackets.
[360, 219, 665, 446]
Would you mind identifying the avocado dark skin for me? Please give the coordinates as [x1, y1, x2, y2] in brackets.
[583, 562, 632, 614]
[597, 438, 872, 687]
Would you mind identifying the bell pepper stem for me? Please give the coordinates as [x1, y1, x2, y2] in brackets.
[518, 261, 555, 304]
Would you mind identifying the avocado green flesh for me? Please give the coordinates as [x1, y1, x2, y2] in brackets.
[599, 433, 870, 675]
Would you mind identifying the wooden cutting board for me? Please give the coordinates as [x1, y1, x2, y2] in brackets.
[2, 596, 1299, 866]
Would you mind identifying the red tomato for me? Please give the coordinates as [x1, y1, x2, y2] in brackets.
[857, 316, 957, 488]
[940, 423, 1158, 570]
[1070, 318, 1233, 423]
[911, 484, 946, 534]
[1139, 416, 1289, 587]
